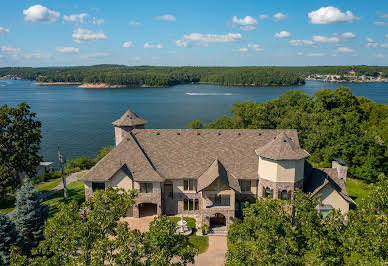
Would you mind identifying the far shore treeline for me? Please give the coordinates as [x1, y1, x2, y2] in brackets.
[1, 65, 388, 87]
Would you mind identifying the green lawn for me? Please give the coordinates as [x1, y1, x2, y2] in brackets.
[35, 178, 62, 193]
[169, 216, 209, 254]
[346, 177, 372, 205]
[43, 181, 85, 215]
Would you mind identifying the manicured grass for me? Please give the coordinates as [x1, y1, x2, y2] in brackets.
[77, 172, 85, 178]
[346, 177, 372, 205]
[190, 235, 209, 254]
[35, 178, 62, 193]
[169, 216, 209, 254]
[43, 181, 85, 215]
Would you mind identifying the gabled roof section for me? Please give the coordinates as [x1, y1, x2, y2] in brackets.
[197, 159, 241, 192]
[304, 167, 355, 205]
[112, 109, 147, 127]
[255, 132, 310, 160]
[80, 133, 163, 182]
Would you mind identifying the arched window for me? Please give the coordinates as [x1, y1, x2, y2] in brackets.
[281, 190, 288, 200]
[265, 187, 271, 198]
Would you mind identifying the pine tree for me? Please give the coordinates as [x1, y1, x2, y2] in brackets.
[0, 212, 20, 265]
[12, 180, 49, 252]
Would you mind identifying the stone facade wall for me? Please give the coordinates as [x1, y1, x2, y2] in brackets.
[258, 178, 303, 199]
[84, 181, 93, 199]
[332, 161, 348, 182]
[114, 124, 145, 145]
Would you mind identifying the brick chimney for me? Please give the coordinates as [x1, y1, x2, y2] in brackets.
[332, 158, 348, 182]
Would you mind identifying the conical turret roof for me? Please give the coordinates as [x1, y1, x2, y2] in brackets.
[255, 132, 310, 160]
[112, 109, 147, 127]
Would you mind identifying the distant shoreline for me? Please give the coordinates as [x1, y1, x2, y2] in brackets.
[34, 82, 82, 86]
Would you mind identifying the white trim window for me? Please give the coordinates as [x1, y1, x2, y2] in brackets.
[183, 179, 196, 192]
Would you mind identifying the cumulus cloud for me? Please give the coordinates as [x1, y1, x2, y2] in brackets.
[80, 52, 110, 59]
[381, 43, 388, 48]
[306, 53, 325, 56]
[23, 5, 60, 23]
[129, 20, 141, 26]
[0, 46, 21, 55]
[374, 21, 388, 26]
[56, 47, 79, 53]
[259, 14, 268, 20]
[367, 38, 379, 48]
[176, 33, 242, 47]
[232, 16, 258, 25]
[288, 39, 314, 46]
[154, 14, 176, 21]
[144, 42, 163, 49]
[72, 28, 107, 43]
[274, 31, 291, 38]
[93, 17, 104, 25]
[122, 41, 134, 48]
[248, 43, 263, 51]
[235, 47, 248, 52]
[273, 13, 288, 21]
[297, 52, 304, 56]
[341, 32, 356, 38]
[0, 27, 9, 35]
[240, 25, 256, 31]
[63, 13, 89, 23]
[376, 53, 384, 58]
[308, 6, 360, 24]
[313, 35, 340, 43]
[335, 47, 354, 53]
[24, 52, 52, 60]
[386, 34, 388, 38]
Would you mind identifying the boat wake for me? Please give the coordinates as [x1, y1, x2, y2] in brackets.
[185, 92, 233, 96]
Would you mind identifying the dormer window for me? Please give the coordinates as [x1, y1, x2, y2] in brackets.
[184, 180, 196, 191]
[239, 180, 251, 192]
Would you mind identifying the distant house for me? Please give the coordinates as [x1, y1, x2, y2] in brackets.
[81, 110, 355, 229]
[18, 161, 53, 180]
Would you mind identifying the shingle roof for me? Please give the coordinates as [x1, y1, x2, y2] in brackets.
[197, 159, 241, 192]
[304, 166, 355, 205]
[112, 109, 147, 127]
[255, 132, 310, 160]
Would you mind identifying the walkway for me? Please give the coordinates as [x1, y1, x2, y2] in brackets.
[192, 235, 227, 266]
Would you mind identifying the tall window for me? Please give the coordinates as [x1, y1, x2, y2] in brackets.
[140, 183, 153, 193]
[92, 182, 105, 192]
[184, 199, 199, 211]
[211, 195, 230, 206]
[265, 187, 271, 198]
[239, 180, 251, 192]
[184, 180, 196, 191]
[281, 190, 288, 200]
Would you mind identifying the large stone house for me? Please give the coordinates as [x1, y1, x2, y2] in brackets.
[81, 109, 355, 228]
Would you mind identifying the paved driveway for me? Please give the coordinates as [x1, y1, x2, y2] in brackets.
[192, 235, 227, 266]
[120, 215, 157, 232]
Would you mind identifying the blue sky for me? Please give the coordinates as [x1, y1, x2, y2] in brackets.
[0, 0, 387, 66]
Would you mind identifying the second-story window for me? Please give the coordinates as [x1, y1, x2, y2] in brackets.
[239, 180, 251, 192]
[140, 183, 153, 193]
[92, 182, 105, 192]
[184, 179, 196, 191]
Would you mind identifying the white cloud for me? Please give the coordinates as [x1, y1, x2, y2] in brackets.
[129, 20, 141, 26]
[93, 17, 104, 25]
[381, 43, 388, 48]
[154, 14, 176, 21]
[72, 28, 107, 43]
[0, 46, 21, 55]
[288, 39, 314, 46]
[335, 47, 354, 53]
[80, 52, 110, 59]
[306, 53, 325, 56]
[56, 47, 79, 53]
[367, 38, 379, 48]
[297, 52, 304, 56]
[308, 6, 360, 24]
[232, 16, 258, 25]
[341, 32, 356, 38]
[122, 41, 134, 48]
[380, 13, 388, 18]
[0, 27, 9, 35]
[374, 21, 388, 26]
[313, 35, 340, 43]
[240, 25, 256, 31]
[273, 13, 288, 21]
[23, 5, 60, 23]
[176, 33, 242, 47]
[63, 13, 89, 23]
[24, 52, 52, 60]
[376, 53, 384, 58]
[236, 47, 248, 52]
[144, 42, 163, 49]
[248, 44, 263, 51]
[386, 34, 388, 38]
[259, 14, 268, 20]
[274, 31, 291, 38]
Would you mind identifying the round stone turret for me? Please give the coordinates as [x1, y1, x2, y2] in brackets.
[113, 109, 147, 145]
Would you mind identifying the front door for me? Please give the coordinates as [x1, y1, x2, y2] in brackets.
[210, 213, 226, 226]
[164, 184, 173, 199]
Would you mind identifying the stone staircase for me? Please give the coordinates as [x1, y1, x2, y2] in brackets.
[208, 226, 228, 236]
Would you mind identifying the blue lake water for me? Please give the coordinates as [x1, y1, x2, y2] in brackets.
[1, 79, 388, 167]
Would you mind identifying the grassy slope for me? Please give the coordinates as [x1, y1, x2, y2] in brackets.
[346, 177, 372, 205]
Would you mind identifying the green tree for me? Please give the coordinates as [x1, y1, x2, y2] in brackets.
[0, 102, 41, 199]
[0, 212, 20, 265]
[94, 146, 114, 163]
[188, 120, 203, 129]
[12, 181, 48, 252]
